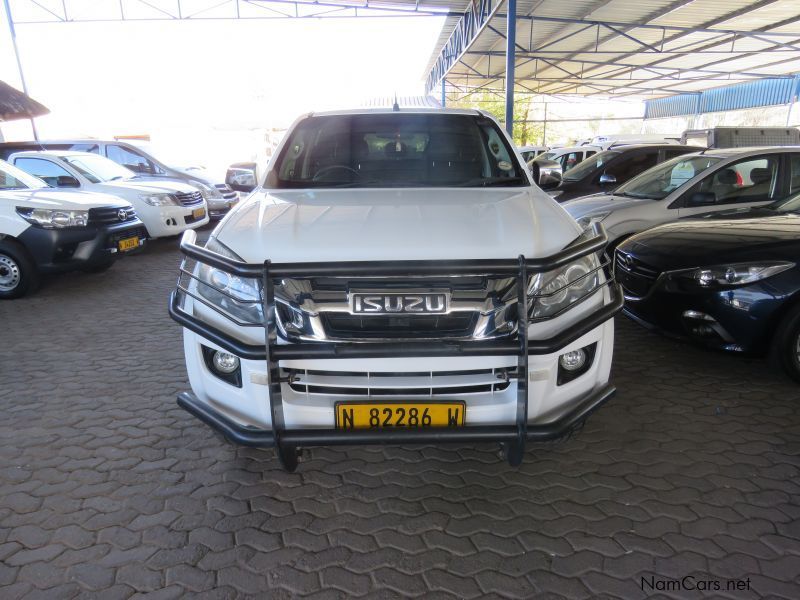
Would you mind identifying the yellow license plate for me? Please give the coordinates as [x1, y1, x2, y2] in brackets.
[335, 401, 465, 430]
[193, 208, 206, 219]
[118, 236, 139, 252]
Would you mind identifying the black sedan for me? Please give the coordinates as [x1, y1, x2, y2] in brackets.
[615, 214, 800, 381]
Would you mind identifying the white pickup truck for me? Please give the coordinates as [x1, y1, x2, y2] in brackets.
[169, 108, 622, 470]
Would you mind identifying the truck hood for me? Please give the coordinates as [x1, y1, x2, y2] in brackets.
[620, 214, 800, 270]
[216, 188, 580, 263]
[562, 193, 656, 218]
[3, 187, 131, 210]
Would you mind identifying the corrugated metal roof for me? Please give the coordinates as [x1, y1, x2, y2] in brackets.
[426, 0, 800, 99]
[645, 75, 800, 118]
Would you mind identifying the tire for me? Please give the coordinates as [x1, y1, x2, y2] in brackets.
[772, 303, 800, 383]
[0, 240, 40, 299]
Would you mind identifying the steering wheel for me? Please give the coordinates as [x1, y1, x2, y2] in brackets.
[312, 165, 361, 181]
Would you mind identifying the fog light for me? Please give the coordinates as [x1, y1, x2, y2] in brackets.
[212, 351, 240, 374]
[557, 343, 597, 386]
[559, 349, 587, 372]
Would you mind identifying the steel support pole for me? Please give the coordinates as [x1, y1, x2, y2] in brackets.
[441, 78, 446, 107]
[505, 0, 516, 137]
[3, 0, 38, 139]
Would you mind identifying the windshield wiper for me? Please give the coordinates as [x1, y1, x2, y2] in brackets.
[615, 191, 652, 199]
[108, 176, 125, 181]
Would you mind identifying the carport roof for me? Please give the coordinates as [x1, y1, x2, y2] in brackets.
[422, 0, 800, 98]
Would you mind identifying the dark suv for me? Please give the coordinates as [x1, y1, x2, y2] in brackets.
[549, 144, 703, 201]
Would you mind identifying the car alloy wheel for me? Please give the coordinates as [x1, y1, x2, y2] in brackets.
[0, 255, 20, 292]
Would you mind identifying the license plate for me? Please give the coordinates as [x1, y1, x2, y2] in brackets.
[192, 208, 206, 219]
[335, 401, 465, 430]
[118, 236, 139, 252]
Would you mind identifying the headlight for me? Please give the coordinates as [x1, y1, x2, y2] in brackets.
[669, 262, 795, 288]
[140, 193, 178, 206]
[196, 183, 223, 200]
[528, 254, 602, 319]
[576, 211, 610, 229]
[194, 237, 263, 324]
[16, 207, 89, 228]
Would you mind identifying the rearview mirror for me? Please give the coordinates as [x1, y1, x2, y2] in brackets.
[599, 173, 617, 186]
[689, 191, 716, 206]
[226, 163, 258, 193]
[538, 168, 562, 191]
[55, 175, 80, 188]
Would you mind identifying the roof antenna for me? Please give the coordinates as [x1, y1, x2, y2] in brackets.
[392, 93, 400, 112]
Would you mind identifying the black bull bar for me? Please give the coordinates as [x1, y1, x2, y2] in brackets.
[168, 223, 623, 470]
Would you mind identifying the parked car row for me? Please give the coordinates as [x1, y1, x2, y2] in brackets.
[0, 139, 241, 219]
[0, 147, 223, 298]
[549, 143, 800, 382]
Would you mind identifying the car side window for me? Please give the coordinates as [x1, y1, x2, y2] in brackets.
[605, 151, 659, 184]
[70, 144, 99, 154]
[563, 152, 581, 171]
[692, 155, 781, 205]
[585, 150, 596, 159]
[13, 158, 73, 187]
[789, 154, 800, 194]
[106, 145, 158, 175]
[665, 149, 690, 160]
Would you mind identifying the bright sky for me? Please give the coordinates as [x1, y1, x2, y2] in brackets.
[0, 8, 445, 173]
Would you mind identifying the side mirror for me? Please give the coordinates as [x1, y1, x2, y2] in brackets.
[599, 173, 617, 186]
[56, 175, 80, 188]
[688, 191, 716, 206]
[537, 166, 562, 191]
[226, 164, 258, 193]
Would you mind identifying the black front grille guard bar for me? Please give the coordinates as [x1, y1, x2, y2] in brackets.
[168, 223, 623, 470]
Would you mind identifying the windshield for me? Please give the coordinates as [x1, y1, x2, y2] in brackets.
[63, 154, 135, 183]
[0, 160, 47, 190]
[613, 154, 721, 199]
[270, 113, 528, 188]
[562, 150, 621, 181]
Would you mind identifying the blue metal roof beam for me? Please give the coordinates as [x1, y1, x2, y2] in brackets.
[425, 0, 506, 93]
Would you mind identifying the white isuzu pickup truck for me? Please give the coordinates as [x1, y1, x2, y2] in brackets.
[170, 108, 623, 470]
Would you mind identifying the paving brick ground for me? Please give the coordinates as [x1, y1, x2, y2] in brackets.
[1, 226, 799, 598]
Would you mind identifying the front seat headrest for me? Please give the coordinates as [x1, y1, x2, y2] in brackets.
[716, 168, 738, 185]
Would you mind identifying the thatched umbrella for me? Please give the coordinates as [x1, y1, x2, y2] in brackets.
[0, 80, 49, 122]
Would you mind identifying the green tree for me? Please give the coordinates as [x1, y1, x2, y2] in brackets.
[449, 92, 543, 146]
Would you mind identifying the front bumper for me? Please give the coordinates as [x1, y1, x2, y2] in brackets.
[140, 204, 209, 238]
[207, 196, 239, 219]
[18, 219, 147, 273]
[622, 284, 787, 355]
[177, 383, 616, 448]
[169, 224, 623, 470]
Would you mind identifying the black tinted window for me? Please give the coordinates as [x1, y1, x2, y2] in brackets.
[106, 145, 157, 174]
[608, 151, 660, 183]
[271, 114, 527, 188]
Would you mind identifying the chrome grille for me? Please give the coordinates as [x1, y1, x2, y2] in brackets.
[286, 367, 515, 397]
[88, 206, 137, 225]
[175, 191, 203, 206]
[614, 249, 660, 298]
[322, 313, 477, 339]
[276, 276, 518, 342]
